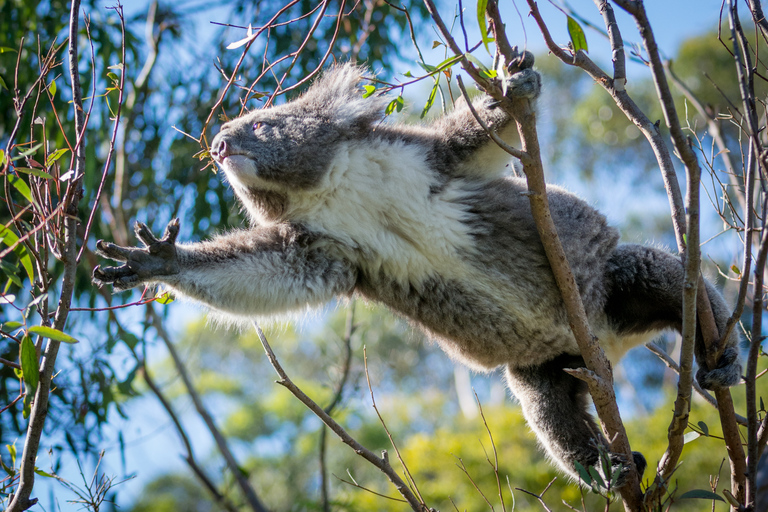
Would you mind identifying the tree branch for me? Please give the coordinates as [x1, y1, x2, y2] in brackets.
[8, 3, 87, 509]
[423, 0, 643, 508]
[149, 307, 269, 512]
[252, 321, 433, 512]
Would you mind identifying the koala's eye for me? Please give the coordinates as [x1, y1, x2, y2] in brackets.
[253, 121, 273, 132]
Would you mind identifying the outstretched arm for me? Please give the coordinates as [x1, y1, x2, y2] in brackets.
[93, 220, 357, 317]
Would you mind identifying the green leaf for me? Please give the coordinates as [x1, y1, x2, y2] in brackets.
[34, 468, 55, 478]
[0, 225, 34, 284]
[731, 264, 741, 275]
[384, 96, 404, 115]
[567, 16, 588, 53]
[678, 489, 725, 502]
[20, 335, 40, 413]
[0, 74, 6, 92]
[683, 431, 700, 444]
[697, 420, 709, 436]
[477, 0, 492, 53]
[574, 461, 592, 484]
[27, 326, 79, 344]
[48, 80, 56, 98]
[2, 321, 24, 331]
[20, 336, 39, 390]
[8, 174, 32, 203]
[420, 80, 439, 119]
[155, 291, 176, 305]
[0, 47, 18, 54]
[0, 149, 5, 167]
[14, 142, 43, 159]
[45, 148, 69, 167]
[7, 444, 16, 466]
[465, 54, 496, 78]
[403, 70, 413, 78]
[14, 167, 55, 180]
[418, 62, 437, 73]
[587, 466, 606, 489]
[362, 85, 376, 98]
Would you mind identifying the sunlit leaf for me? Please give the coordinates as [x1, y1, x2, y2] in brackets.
[477, 0, 492, 53]
[45, 148, 69, 167]
[14, 143, 43, 159]
[731, 264, 740, 275]
[0, 47, 18, 54]
[0, 225, 34, 283]
[567, 16, 588, 53]
[8, 174, 32, 203]
[362, 85, 376, 98]
[155, 291, 176, 305]
[420, 80, 439, 119]
[48, 80, 56, 97]
[2, 321, 24, 331]
[0, 149, 5, 167]
[683, 431, 700, 444]
[28, 326, 79, 344]
[20, 335, 39, 391]
[34, 468, 55, 478]
[384, 96, 404, 115]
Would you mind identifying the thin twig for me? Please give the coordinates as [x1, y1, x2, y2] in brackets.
[252, 321, 431, 512]
[150, 307, 269, 512]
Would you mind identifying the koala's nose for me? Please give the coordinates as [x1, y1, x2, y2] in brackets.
[210, 136, 231, 162]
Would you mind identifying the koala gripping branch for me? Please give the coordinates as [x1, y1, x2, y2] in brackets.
[420, 0, 644, 508]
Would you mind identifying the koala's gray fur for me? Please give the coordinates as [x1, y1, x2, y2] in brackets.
[94, 61, 741, 485]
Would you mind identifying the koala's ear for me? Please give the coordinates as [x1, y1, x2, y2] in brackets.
[298, 63, 387, 130]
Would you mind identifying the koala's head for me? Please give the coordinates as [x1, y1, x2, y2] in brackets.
[211, 64, 385, 200]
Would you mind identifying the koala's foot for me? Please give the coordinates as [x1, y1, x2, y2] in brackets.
[505, 68, 541, 100]
[605, 451, 646, 489]
[93, 219, 181, 291]
[696, 346, 742, 390]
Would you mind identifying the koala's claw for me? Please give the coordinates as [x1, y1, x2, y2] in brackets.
[93, 219, 182, 292]
[601, 451, 645, 489]
[505, 68, 541, 101]
[696, 346, 742, 390]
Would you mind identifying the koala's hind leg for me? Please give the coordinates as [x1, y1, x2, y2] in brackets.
[505, 355, 646, 486]
[604, 244, 742, 390]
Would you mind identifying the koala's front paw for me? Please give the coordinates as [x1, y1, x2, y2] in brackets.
[505, 68, 541, 100]
[93, 219, 181, 292]
[599, 451, 646, 489]
[696, 346, 742, 390]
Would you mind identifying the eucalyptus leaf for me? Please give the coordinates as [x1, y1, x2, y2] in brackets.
[567, 16, 588, 53]
[678, 489, 725, 502]
[28, 326, 79, 344]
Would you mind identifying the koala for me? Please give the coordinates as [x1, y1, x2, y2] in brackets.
[93, 61, 741, 486]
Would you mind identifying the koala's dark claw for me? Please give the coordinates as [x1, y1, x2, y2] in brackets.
[135, 222, 159, 247]
[607, 451, 645, 489]
[696, 346, 742, 390]
[95, 240, 130, 261]
[93, 219, 182, 292]
[163, 218, 180, 243]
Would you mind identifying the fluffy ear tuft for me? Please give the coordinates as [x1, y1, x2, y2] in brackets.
[295, 63, 388, 129]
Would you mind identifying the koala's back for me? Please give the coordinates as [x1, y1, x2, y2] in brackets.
[354, 175, 620, 370]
